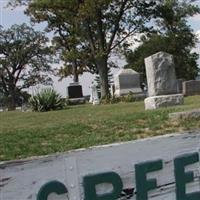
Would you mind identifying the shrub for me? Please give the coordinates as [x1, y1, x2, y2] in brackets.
[109, 92, 136, 104]
[29, 88, 65, 112]
[121, 92, 136, 103]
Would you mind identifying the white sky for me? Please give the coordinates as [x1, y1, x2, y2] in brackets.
[0, 0, 200, 96]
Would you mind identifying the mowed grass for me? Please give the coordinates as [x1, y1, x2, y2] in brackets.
[1, 95, 200, 161]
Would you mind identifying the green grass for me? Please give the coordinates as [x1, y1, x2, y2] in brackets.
[1, 95, 200, 161]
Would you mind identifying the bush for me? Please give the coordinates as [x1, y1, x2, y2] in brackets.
[29, 88, 65, 112]
[120, 92, 136, 103]
[108, 92, 136, 104]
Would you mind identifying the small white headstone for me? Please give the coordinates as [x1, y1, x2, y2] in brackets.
[90, 83, 100, 105]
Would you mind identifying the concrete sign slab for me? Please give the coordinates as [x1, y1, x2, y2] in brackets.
[1, 132, 200, 200]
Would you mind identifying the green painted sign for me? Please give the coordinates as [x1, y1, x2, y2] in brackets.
[37, 152, 200, 200]
[135, 159, 163, 200]
[37, 181, 68, 200]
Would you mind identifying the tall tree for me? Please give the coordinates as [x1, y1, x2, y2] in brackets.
[9, 0, 157, 98]
[125, 0, 200, 80]
[0, 24, 52, 110]
[95, 67, 114, 98]
[46, 2, 96, 83]
[76, 0, 157, 98]
[10, 0, 95, 83]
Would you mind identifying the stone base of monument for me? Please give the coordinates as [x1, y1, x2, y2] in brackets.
[145, 94, 184, 110]
[67, 97, 86, 105]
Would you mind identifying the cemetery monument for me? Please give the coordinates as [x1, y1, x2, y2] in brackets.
[114, 69, 143, 97]
[67, 82, 85, 104]
[144, 51, 184, 110]
[183, 80, 200, 96]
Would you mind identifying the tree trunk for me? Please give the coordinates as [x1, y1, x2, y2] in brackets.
[7, 87, 17, 111]
[73, 73, 79, 83]
[97, 57, 110, 99]
[7, 95, 16, 111]
[72, 62, 79, 83]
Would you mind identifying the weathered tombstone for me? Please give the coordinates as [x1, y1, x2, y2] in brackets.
[144, 52, 184, 110]
[114, 69, 143, 97]
[145, 52, 177, 97]
[90, 83, 100, 105]
[67, 82, 85, 104]
[183, 80, 200, 96]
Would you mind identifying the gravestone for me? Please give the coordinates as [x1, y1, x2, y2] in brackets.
[67, 82, 83, 99]
[67, 82, 85, 104]
[144, 52, 183, 110]
[114, 69, 143, 97]
[183, 80, 200, 96]
[145, 52, 177, 97]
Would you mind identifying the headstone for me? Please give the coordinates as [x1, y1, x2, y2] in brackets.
[145, 51, 177, 97]
[183, 80, 200, 96]
[169, 109, 200, 121]
[67, 82, 85, 105]
[114, 69, 143, 97]
[90, 83, 100, 105]
[67, 82, 83, 99]
[144, 52, 183, 110]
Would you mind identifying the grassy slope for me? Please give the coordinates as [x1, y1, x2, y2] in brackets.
[1, 95, 200, 161]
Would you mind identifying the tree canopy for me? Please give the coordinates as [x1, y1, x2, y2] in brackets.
[0, 23, 52, 110]
[9, 0, 158, 98]
[8, 0, 200, 99]
[125, 0, 200, 81]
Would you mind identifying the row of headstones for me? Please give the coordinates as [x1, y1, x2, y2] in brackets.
[67, 51, 200, 108]
[66, 70, 143, 106]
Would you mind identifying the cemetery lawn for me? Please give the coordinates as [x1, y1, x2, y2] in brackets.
[1, 95, 200, 161]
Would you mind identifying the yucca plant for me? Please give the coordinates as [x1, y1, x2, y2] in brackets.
[29, 88, 65, 112]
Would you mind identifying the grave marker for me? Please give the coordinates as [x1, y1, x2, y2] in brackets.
[183, 80, 200, 96]
[114, 69, 143, 97]
[144, 52, 184, 110]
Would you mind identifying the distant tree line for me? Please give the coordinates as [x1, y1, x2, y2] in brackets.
[0, 24, 52, 110]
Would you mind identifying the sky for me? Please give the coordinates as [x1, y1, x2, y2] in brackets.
[0, 0, 200, 96]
